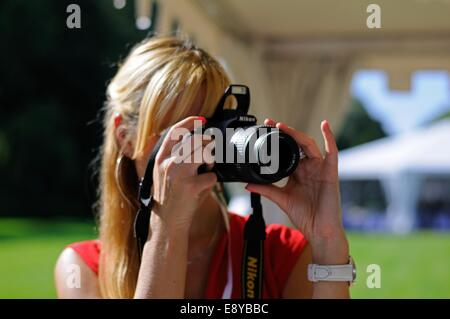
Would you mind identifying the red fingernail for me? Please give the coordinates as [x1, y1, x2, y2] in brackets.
[198, 116, 206, 124]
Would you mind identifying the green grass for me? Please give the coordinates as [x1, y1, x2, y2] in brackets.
[0, 218, 97, 298]
[0, 218, 449, 298]
[349, 231, 450, 298]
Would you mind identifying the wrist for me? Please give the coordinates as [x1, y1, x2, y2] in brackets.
[310, 232, 349, 265]
[149, 213, 191, 241]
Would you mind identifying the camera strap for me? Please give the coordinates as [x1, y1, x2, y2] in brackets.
[133, 130, 168, 260]
[241, 192, 266, 299]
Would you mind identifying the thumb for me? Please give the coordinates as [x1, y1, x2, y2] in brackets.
[245, 183, 287, 211]
[321, 120, 338, 166]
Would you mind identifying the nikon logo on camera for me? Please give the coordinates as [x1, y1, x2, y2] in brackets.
[238, 115, 257, 123]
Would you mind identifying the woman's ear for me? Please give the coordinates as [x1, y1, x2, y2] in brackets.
[115, 124, 134, 158]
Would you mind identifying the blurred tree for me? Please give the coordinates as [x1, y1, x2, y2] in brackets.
[336, 98, 387, 150]
[0, 0, 152, 217]
[431, 109, 450, 123]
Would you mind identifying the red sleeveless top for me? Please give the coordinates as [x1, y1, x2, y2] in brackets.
[68, 213, 307, 298]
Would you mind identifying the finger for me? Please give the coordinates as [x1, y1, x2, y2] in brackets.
[276, 122, 322, 159]
[172, 134, 213, 164]
[202, 139, 216, 165]
[178, 140, 215, 176]
[167, 137, 215, 178]
[158, 116, 206, 160]
[162, 155, 205, 181]
[321, 120, 338, 165]
[245, 183, 288, 212]
[264, 118, 277, 127]
[170, 131, 192, 156]
[187, 172, 217, 194]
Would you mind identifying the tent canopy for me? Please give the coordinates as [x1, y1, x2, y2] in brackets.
[338, 120, 450, 179]
[338, 120, 450, 232]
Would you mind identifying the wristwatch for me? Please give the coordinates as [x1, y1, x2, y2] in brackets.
[307, 256, 356, 286]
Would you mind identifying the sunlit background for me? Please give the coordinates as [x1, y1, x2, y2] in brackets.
[0, 0, 449, 298]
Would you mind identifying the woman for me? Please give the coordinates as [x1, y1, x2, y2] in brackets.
[54, 36, 350, 299]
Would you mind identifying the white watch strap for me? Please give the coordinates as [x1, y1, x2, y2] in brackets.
[308, 262, 355, 283]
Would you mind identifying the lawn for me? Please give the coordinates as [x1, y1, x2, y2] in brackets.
[0, 218, 449, 298]
[0, 218, 97, 298]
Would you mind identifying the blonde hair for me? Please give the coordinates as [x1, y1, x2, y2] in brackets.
[98, 36, 231, 298]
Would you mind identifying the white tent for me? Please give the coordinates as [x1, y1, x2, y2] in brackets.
[338, 120, 450, 233]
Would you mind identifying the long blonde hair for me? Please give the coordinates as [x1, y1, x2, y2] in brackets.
[98, 36, 231, 298]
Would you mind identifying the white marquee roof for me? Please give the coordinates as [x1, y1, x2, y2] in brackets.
[338, 120, 450, 179]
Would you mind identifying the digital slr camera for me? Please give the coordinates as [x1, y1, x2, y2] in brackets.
[197, 85, 302, 184]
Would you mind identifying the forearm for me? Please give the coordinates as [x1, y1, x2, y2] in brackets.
[311, 234, 350, 299]
[134, 218, 189, 299]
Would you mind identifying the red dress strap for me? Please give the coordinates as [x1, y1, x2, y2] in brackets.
[67, 240, 101, 275]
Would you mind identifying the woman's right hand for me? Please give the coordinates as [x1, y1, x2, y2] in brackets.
[150, 116, 217, 234]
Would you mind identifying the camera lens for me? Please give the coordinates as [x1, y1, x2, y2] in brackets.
[214, 125, 300, 184]
[253, 130, 299, 179]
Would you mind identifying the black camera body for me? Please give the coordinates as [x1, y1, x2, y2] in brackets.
[199, 85, 301, 184]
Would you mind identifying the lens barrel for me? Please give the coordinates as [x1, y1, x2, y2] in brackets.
[213, 125, 300, 184]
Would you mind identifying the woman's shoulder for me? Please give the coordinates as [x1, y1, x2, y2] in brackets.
[55, 240, 101, 297]
[66, 239, 101, 275]
[68, 239, 101, 251]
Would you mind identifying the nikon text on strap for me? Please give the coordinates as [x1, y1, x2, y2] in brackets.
[241, 192, 266, 299]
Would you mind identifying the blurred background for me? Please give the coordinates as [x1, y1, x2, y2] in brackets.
[0, 0, 449, 298]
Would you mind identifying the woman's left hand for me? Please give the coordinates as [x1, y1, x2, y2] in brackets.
[246, 119, 349, 264]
